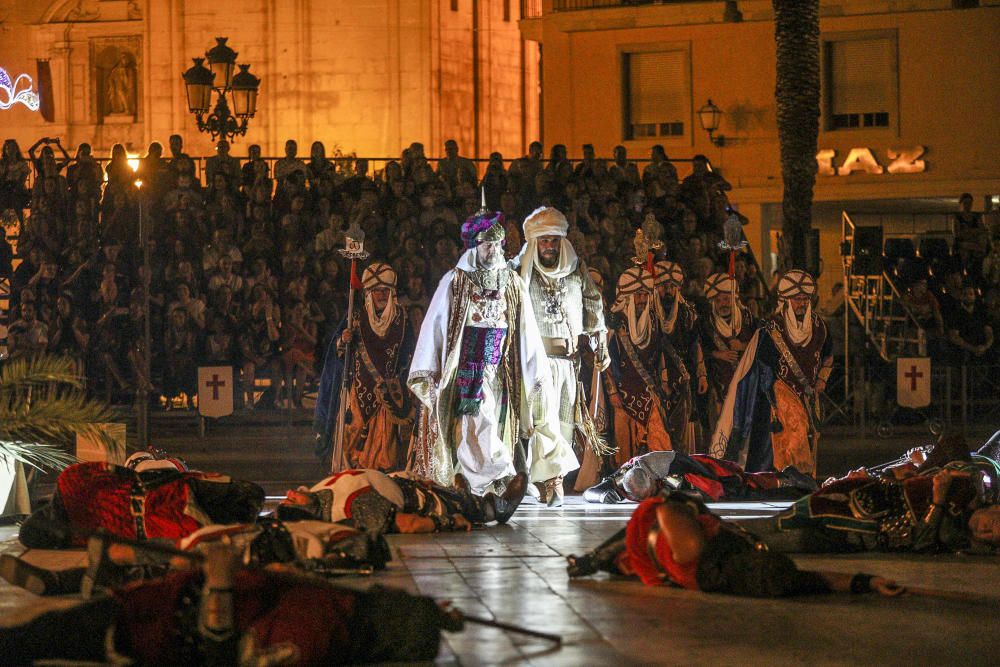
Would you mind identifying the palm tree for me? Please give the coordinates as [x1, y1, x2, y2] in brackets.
[773, 0, 820, 270]
[1, 355, 116, 472]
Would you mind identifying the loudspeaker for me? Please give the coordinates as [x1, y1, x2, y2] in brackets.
[853, 226, 883, 275]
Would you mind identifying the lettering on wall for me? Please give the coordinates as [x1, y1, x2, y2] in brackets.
[0, 67, 40, 111]
[817, 146, 926, 176]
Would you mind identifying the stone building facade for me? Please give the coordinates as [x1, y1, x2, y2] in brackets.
[0, 0, 540, 158]
[520, 0, 1000, 288]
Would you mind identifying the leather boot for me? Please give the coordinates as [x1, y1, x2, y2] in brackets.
[566, 527, 627, 578]
[484, 472, 528, 524]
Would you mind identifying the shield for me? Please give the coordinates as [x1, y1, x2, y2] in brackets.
[198, 366, 234, 418]
[896, 357, 931, 409]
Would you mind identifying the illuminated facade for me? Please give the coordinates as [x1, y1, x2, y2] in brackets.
[521, 0, 1000, 286]
[0, 0, 540, 158]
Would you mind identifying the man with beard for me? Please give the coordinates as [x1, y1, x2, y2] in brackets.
[510, 206, 609, 505]
[315, 262, 416, 471]
[408, 210, 575, 497]
[605, 266, 673, 467]
[699, 272, 757, 424]
[652, 260, 707, 453]
[710, 270, 832, 475]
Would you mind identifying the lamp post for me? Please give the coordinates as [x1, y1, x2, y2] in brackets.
[181, 37, 260, 142]
[133, 176, 152, 449]
[697, 99, 725, 147]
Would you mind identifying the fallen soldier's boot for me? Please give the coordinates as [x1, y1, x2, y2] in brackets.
[0, 554, 83, 596]
[583, 477, 625, 504]
[485, 473, 528, 524]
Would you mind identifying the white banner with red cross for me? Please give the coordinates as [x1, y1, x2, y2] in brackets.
[198, 366, 234, 418]
[896, 357, 931, 409]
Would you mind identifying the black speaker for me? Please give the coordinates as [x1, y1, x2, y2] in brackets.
[853, 226, 883, 275]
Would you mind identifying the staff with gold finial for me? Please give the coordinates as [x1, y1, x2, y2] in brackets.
[719, 210, 748, 327]
[329, 223, 370, 473]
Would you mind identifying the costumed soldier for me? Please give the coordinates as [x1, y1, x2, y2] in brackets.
[652, 259, 707, 453]
[699, 272, 756, 425]
[710, 269, 832, 475]
[605, 266, 673, 467]
[510, 206, 609, 505]
[407, 209, 576, 497]
[314, 262, 416, 472]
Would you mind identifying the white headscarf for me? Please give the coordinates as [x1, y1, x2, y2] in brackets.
[362, 262, 398, 337]
[652, 260, 685, 334]
[517, 206, 578, 285]
[776, 269, 817, 347]
[612, 267, 654, 347]
[704, 272, 743, 338]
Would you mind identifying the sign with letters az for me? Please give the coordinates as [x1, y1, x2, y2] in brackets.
[817, 146, 926, 176]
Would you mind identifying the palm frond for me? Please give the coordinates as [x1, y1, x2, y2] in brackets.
[0, 354, 120, 470]
[0, 355, 85, 392]
[0, 440, 77, 471]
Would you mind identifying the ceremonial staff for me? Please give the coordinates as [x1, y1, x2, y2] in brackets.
[329, 224, 369, 473]
[719, 211, 748, 328]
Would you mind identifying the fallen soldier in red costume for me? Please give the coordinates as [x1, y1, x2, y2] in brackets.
[0, 540, 463, 665]
[582, 451, 818, 504]
[17, 458, 265, 550]
[566, 491, 904, 598]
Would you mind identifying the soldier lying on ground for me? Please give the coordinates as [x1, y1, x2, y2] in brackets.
[582, 451, 818, 504]
[276, 468, 528, 534]
[2, 519, 387, 597]
[567, 491, 905, 598]
[0, 540, 461, 665]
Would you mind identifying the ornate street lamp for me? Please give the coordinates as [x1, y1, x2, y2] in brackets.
[181, 37, 260, 142]
[697, 99, 725, 147]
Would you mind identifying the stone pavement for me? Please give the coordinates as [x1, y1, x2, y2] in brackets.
[2, 497, 996, 666]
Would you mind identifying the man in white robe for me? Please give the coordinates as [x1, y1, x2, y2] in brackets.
[510, 206, 609, 505]
[407, 210, 576, 498]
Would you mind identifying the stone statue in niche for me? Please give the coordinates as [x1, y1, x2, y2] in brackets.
[105, 54, 135, 115]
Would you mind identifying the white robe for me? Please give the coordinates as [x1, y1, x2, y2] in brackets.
[408, 249, 577, 492]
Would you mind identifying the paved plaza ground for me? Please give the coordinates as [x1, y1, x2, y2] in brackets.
[1, 420, 996, 665]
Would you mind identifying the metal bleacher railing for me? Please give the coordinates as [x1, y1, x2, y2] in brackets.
[829, 210, 999, 435]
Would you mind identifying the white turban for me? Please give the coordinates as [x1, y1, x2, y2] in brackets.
[612, 266, 654, 348]
[517, 206, 578, 283]
[362, 262, 398, 337]
[652, 260, 685, 334]
[776, 269, 816, 346]
[704, 272, 742, 338]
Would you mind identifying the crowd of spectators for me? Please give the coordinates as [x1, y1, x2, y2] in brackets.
[1, 132, 992, 411]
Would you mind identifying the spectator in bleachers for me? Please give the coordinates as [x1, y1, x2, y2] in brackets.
[274, 139, 307, 186]
[947, 285, 994, 365]
[1, 139, 31, 215]
[163, 306, 199, 408]
[7, 301, 48, 359]
[167, 134, 196, 183]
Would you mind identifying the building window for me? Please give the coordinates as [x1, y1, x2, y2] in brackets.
[504, 0, 511, 22]
[824, 33, 897, 130]
[451, 0, 458, 11]
[623, 50, 688, 140]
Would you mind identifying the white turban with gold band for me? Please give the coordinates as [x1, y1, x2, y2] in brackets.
[776, 269, 816, 346]
[612, 266, 654, 347]
[517, 206, 579, 284]
[652, 260, 685, 334]
[704, 272, 743, 338]
[361, 262, 398, 337]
